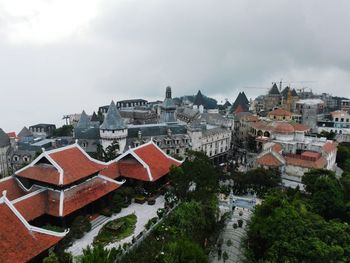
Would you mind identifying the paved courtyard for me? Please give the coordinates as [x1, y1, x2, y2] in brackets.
[67, 196, 165, 256]
[210, 196, 254, 263]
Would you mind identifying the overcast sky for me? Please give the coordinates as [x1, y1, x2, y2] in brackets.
[1, 0, 350, 132]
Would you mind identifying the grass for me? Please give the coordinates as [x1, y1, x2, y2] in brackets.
[94, 214, 137, 246]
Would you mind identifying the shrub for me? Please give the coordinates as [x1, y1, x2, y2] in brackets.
[238, 219, 243, 227]
[100, 208, 113, 217]
[157, 208, 165, 219]
[70, 216, 91, 240]
[226, 239, 233, 247]
[112, 193, 125, 212]
[233, 223, 238, 229]
[145, 217, 158, 230]
[135, 196, 146, 204]
[223, 251, 229, 262]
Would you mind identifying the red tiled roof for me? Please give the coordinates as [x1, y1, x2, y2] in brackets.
[0, 202, 62, 263]
[268, 108, 292, 117]
[133, 143, 181, 181]
[285, 156, 327, 169]
[0, 177, 27, 201]
[119, 160, 149, 181]
[272, 143, 282, 153]
[234, 104, 245, 114]
[323, 142, 337, 154]
[291, 123, 309, 132]
[16, 165, 60, 185]
[62, 177, 120, 216]
[301, 151, 321, 160]
[14, 191, 47, 222]
[257, 153, 282, 167]
[99, 162, 121, 180]
[49, 147, 105, 185]
[273, 122, 295, 134]
[6, 132, 17, 139]
[16, 145, 106, 185]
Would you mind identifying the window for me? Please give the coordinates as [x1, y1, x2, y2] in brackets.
[23, 156, 29, 162]
[335, 118, 339, 121]
[166, 150, 170, 154]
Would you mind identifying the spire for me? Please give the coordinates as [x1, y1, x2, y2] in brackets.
[193, 90, 205, 107]
[18, 126, 33, 139]
[76, 110, 90, 129]
[0, 128, 10, 147]
[269, 83, 280, 95]
[165, 86, 172, 99]
[100, 101, 126, 130]
[90, 111, 99, 122]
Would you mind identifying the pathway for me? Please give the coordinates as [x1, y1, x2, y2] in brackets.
[67, 196, 165, 256]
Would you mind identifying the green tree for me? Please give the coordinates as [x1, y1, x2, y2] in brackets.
[302, 169, 345, 220]
[104, 140, 120, 162]
[80, 245, 117, 263]
[52, 125, 73, 137]
[162, 239, 209, 263]
[244, 191, 350, 262]
[43, 251, 59, 263]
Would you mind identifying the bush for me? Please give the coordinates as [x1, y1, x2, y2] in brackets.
[233, 223, 238, 229]
[223, 251, 229, 262]
[112, 193, 125, 212]
[100, 208, 113, 217]
[42, 224, 65, 233]
[145, 217, 158, 230]
[135, 196, 146, 204]
[157, 208, 165, 219]
[226, 239, 233, 247]
[70, 216, 91, 240]
[238, 219, 243, 227]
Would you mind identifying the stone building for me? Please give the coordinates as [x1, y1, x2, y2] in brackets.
[0, 129, 10, 178]
[100, 101, 128, 152]
[295, 99, 325, 132]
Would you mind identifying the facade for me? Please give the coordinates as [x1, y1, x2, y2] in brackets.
[160, 87, 177, 123]
[100, 101, 128, 152]
[263, 83, 281, 111]
[295, 99, 325, 132]
[29, 124, 56, 138]
[74, 110, 100, 153]
[0, 129, 10, 178]
[317, 110, 350, 135]
[267, 108, 293, 121]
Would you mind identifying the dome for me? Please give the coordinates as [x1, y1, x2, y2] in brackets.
[273, 122, 295, 134]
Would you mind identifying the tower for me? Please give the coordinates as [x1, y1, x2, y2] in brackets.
[160, 86, 177, 123]
[100, 101, 128, 152]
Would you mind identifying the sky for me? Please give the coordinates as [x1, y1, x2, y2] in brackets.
[1, 0, 350, 132]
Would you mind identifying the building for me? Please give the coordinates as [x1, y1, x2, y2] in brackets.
[295, 99, 325, 132]
[100, 101, 128, 152]
[267, 108, 293, 121]
[317, 110, 350, 136]
[0, 129, 10, 178]
[254, 121, 337, 181]
[0, 140, 180, 262]
[29, 124, 56, 138]
[74, 110, 100, 153]
[263, 83, 281, 111]
[341, 99, 350, 113]
[160, 86, 177, 123]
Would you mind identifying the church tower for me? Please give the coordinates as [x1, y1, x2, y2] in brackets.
[160, 86, 177, 123]
[100, 101, 128, 152]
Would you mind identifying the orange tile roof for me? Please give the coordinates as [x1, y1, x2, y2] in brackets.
[16, 165, 60, 185]
[0, 177, 27, 201]
[256, 153, 282, 167]
[323, 142, 337, 154]
[291, 122, 309, 132]
[268, 108, 292, 117]
[14, 191, 47, 222]
[272, 143, 282, 153]
[133, 143, 181, 181]
[234, 104, 245, 114]
[0, 202, 62, 263]
[62, 177, 120, 216]
[16, 146, 106, 186]
[285, 156, 327, 169]
[99, 162, 121, 180]
[119, 160, 149, 181]
[273, 122, 295, 133]
[6, 132, 17, 139]
[301, 151, 321, 160]
[49, 147, 105, 185]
